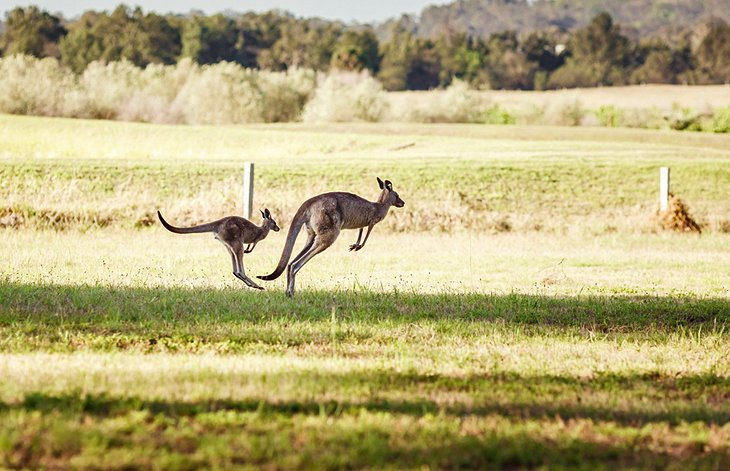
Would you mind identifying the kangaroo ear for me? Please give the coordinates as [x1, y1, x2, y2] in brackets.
[264, 208, 271, 218]
[385, 180, 393, 191]
[260, 209, 265, 218]
[377, 177, 384, 189]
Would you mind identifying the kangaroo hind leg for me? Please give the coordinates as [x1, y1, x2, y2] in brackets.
[286, 229, 338, 297]
[224, 238, 264, 290]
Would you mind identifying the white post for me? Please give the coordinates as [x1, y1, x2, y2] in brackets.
[243, 162, 254, 220]
[659, 167, 670, 212]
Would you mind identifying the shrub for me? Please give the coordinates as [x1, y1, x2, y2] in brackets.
[620, 107, 665, 129]
[76, 60, 145, 120]
[302, 71, 388, 123]
[172, 61, 265, 124]
[542, 96, 586, 126]
[478, 104, 516, 125]
[594, 105, 624, 127]
[259, 68, 317, 122]
[664, 104, 709, 132]
[116, 61, 201, 124]
[710, 106, 730, 133]
[388, 80, 483, 123]
[0, 54, 76, 116]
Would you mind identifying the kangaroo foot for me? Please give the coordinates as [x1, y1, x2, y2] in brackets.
[349, 244, 361, 251]
[234, 272, 264, 290]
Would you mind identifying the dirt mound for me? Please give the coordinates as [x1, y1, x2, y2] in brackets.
[655, 193, 702, 234]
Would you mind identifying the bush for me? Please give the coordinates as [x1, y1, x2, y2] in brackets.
[542, 96, 586, 126]
[76, 60, 146, 120]
[710, 106, 730, 133]
[116, 61, 195, 124]
[172, 62, 265, 125]
[388, 80, 483, 123]
[478, 104, 516, 125]
[0, 54, 76, 116]
[594, 105, 624, 127]
[433, 79, 481, 123]
[259, 68, 317, 122]
[664, 104, 709, 132]
[302, 71, 388, 123]
[620, 107, 665, 129]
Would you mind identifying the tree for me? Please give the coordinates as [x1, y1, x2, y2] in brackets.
[258, 19, 341, 71]
[377, 25, 415, 91]
[330, 29, 380, 72]
[630, 38, 691, 84]
[480, 32, 536, 89]
[406, 39, 441, 90]
[548, 12, 634, 88]
[694, 18, 730, 83]
[434, 33, 486, 86]
[0, 6, 66, 59]
[379, 26, 441, 91]
[181, 14, 238, 65]
[60, 6, 180, 73]
[522, 31, 564, 72]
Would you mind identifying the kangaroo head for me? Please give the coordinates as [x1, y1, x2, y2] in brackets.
[377, 177, 405, 208]
[260, 208, 280, 232]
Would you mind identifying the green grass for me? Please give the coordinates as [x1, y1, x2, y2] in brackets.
[2, 114, 730, 232]
[1, 115, 730, 469]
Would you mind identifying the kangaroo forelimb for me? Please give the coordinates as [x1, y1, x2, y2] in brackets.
[349, 228, 364, 251]
[350, 225, 374, 251]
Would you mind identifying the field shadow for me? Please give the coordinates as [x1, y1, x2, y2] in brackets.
[2, 372, 729, 469]
[1, 280, 727, 331]
[4, 367, 729, 426]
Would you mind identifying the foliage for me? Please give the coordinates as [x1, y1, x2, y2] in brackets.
[330, 30, 380, 72]
[0, 54, 74, 116]
[548, 12, 633, 88]
[478, 104, 516, 125]
[693, 18, 730, 84]
[3, 5, 730, 91]
[413, 0, 730, 41]
[594, 105, 624, 127]
[710, 106, 730, 133]
[59, 5, 180, 74]
[181, 14, 238, 65]
[302, 71, 388, 123]
[0, 6, 65, 59]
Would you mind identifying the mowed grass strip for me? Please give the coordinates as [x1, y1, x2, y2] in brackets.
[2, 280, 729, 352]
[1, 352, 729, 469]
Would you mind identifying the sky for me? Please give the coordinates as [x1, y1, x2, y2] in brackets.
[1, 1, 448, 23]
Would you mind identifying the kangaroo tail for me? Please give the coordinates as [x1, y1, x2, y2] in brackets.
[257, 208, 307, 281]
[157, 211, 218, 234]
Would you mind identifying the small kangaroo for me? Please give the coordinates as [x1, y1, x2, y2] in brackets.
[257, 177, 405, 297]
[157, 209, 280, 290]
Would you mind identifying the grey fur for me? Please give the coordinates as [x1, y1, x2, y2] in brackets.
[257, 178, 405, 297]
[158, 209, 280, 290]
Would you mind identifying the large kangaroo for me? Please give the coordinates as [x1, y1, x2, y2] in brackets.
[157, 209, 279, 290]
[258, 177, 405, 297]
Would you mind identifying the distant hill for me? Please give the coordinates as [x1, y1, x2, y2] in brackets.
[379, 0, 730, 41]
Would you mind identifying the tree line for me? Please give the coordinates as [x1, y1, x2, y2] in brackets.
[1, 4, 729, 90]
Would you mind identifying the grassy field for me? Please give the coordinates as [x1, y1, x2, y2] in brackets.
[1, 114, 730, 469]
